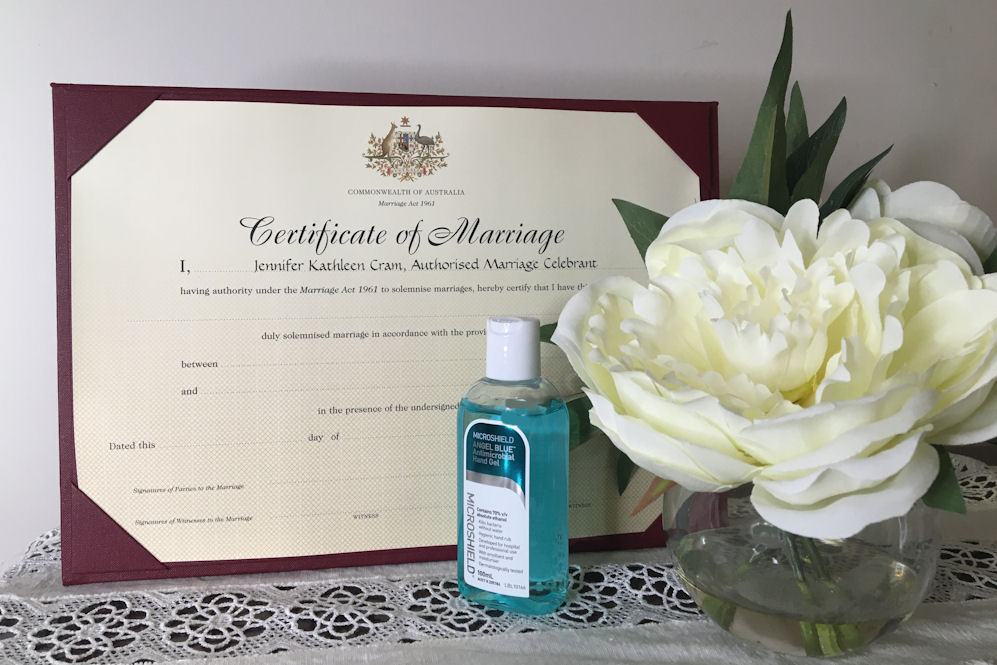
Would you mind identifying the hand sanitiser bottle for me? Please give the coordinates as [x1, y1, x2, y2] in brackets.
[457, 316, 569, 614]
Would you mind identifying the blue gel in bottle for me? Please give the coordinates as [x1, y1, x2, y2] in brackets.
[457, 316, 569, 614]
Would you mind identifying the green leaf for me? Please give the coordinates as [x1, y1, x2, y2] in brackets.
[616, 451, 636, 495]
[818, 145, 892, 219]
[785, 81, 808, 156]
[611, 198, 669, 259]
[982, 249, 997, 275]
[790, 135, 838, 205]
[566, 394, 593, 450]
[539, 322, 557, 344]
[787, 97, 846, 203]
[921, 446, 967, 514]
[729, 11, 792, 212]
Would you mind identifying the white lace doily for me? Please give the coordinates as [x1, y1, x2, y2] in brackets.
[1, 456, 995, 664]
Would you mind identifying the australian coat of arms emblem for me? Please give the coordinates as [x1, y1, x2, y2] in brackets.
[364, 116, 449, 181]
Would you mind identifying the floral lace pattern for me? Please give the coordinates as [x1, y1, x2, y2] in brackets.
[289, 584, 396, 644]
[933, 541, 997, 602]
[163, 592, 273, 654]
[28, 600, 148, 664]
[0, 603, 21, 642]
[1, 457, 994, 664]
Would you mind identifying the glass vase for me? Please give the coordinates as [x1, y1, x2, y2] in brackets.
[668, 488, 939, 657]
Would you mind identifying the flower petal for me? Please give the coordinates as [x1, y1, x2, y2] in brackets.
[886, 181, 997, 260]
[755, 428, 927, 504]
[750, 441, 939, 539]
[892, 289, 997, 374]
[897, 219, 982, 274]
[762, 387, 936, 475]
[932, 381, 997, 445]
[736, 384, 930, 465]
[553, 276, 646, 401]
[848, 183, 886, 221]
[611, 370, 751, 460]
[587, 391, 757, 490]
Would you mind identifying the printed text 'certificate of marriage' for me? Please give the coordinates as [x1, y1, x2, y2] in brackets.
[70, 101, 700, 563]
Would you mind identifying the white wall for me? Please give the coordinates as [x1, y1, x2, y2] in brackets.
[1, 0, 995, 570]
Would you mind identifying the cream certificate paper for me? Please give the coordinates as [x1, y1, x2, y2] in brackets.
[71, 102, 699, 562]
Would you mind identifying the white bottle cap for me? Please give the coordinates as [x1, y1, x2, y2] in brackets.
[486, 316, 541, 381]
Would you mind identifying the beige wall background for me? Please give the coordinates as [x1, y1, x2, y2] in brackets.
[1, 0, 995, 569]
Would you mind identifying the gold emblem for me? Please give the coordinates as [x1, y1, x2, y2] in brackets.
[364, 117, 449, 181]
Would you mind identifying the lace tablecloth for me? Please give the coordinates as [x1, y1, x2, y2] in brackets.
[2, 456, 996, 665]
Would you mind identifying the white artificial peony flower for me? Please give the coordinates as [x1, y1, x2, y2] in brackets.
[553, 199, 997, 539]
[849, 180, 997, 274]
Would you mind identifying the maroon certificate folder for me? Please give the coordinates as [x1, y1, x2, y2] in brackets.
[54, 84, 718, 584]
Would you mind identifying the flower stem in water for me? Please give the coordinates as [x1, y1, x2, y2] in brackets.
[781, 532, 864, 656]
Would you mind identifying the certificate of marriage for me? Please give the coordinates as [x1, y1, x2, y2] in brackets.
[56, 86, 716, 581]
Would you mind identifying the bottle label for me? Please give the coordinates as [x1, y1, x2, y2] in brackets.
[462, 418, 530, 598]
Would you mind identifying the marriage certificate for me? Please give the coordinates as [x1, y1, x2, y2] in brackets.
[56, 86, 715, 581]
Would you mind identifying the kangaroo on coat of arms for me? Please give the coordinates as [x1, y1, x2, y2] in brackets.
[379, 122, 398, 157]
[365, 116, 448, 181]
